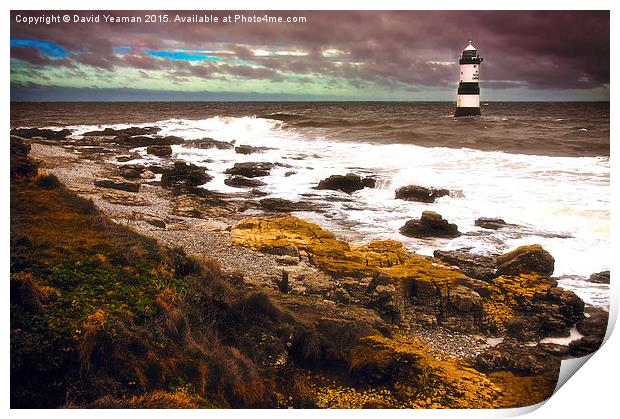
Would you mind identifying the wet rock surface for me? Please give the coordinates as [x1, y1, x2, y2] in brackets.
[496, 244, 555, 276]
[224, 176, 267, 188]
[235, 145, 272, 154]
[433, 249, 497, 281]
[394, 185, 449, 203]
[475, 217, 509, 230]
[588, 270, 610, 284]
[568, 306, 609, 356]
[11, 128, 72, 140]
[316, 173, 376, 194]
[258, 198, 325, 213]
[146, 144, 173, 156]
[225, 162, 275, 178]
[82, 126, 160, 136]
[161, 161, 212, 189]
[183, 138, 234, 150]
[400, 211, 461, 238]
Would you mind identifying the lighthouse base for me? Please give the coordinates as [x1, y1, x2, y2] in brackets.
[454, 107, 481, 117]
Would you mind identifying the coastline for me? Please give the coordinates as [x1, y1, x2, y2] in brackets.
[10, 129, 609, 408]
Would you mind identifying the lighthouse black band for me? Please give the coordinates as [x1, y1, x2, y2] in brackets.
[457, 83, 480, 95]
[454, 107, 481, 117]
[459, 57, 482, 65]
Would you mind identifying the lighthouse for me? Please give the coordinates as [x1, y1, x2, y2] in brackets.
[455, 40, 483, 117]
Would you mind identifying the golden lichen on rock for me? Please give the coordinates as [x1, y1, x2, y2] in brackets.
[349, 334, 501, 409]
[232, 215, 465, 286]
[482, 273, 554, 332]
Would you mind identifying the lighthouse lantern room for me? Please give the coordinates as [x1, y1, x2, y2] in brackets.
[455, 40, 483, 117]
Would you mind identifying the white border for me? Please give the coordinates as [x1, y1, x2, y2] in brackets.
[3, 1, 617, 418]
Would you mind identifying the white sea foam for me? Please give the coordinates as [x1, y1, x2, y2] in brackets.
[66, 116, 610, 308]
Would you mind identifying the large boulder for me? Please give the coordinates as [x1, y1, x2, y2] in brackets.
[496, 244, 555, 277]
[316, 173, 375, 194]
[225, 162, 275, 178]
[161, 161, 212, 188]
[394, 185, 449, 203]
[146, 144, 173, 157]
[433, 249, 497, 281]
[399, 211, 461, 238]
[10, 128, 72, 140]
[588, 270, 610, 284]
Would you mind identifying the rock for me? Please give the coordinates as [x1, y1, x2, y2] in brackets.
[147, 164, 170, 174]
[362, 177, 377, 188]
[119, 167, 141, 179]
[93, 179, 140, 192]
[10, 136, 37, 179]
[249, 189, 268, 197]
[132, 211, 166, 229]
[394, 185, 449, 203]
[225, 162, 275, 178]
[235, 145, 271, 154]
[455, 277, 492, 298]
[316, 173, 375, 194]
[588, 270, 610, 284]
[101, 191, 149, 206]
[259, 198, 322, 213]
[161, 161, 212, 188]
[475, 340, 558, 375]
[113, 135, 184, 148]
[116, 153, 141, 162]
[276, 256, 299, 266]
[119, 163, 146, 172]
[569, 335, 605, 357]
[146, 144, 173, 156]
[141, 170, 156, 180]
[399, 211, 461, 238]
[538, 343, 570, 357]
[576, 306, 609, 337]
[183, 138, 234, 150]
[284, 171, 297, 177]
[332, 288, 351, 305]
[475, 217, 508, 230]
[496, 244, 555, 277]
[82, 126, 160, 136]
[10, 128, 72, 140]
[224, 176, 267, 188]
[434, 249, 497, 281]
[170, 194, 233, 219]
[448, 284, 483, 313]
[483, 273, 585, 340]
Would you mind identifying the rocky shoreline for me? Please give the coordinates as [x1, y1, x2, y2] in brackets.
[11, 127, 610, 408]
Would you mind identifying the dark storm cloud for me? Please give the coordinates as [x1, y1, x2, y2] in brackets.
[10, 10, 610, 92]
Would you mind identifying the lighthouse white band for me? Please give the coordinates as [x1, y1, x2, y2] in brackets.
[456, 94, 480, 108]
[459, 64, 480, 83]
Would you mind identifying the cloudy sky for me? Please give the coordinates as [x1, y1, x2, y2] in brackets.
[10, 10, 610, 101]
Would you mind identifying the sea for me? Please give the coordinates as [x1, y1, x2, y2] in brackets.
[10, 101, 610, 309]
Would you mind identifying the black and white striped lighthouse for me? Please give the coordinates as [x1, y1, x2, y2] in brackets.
[455, 40, 483, 117]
